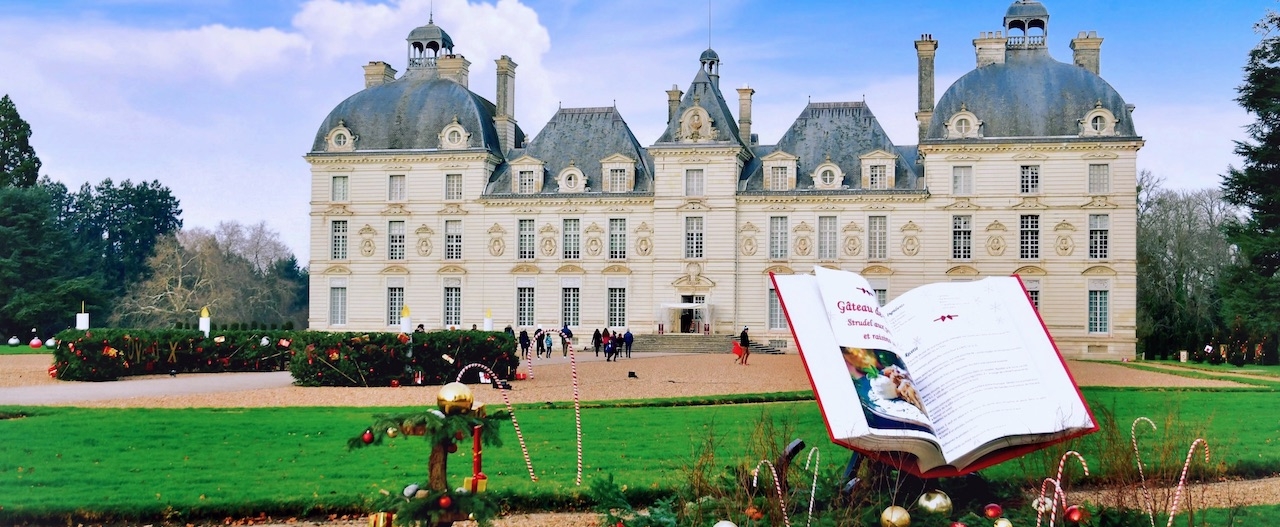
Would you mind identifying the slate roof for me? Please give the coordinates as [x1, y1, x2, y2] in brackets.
[741, 102, 920, 191]
[653, 67, 745, 147]
[311, 75, 522, 156]
[485, 106, 652, 196]
[926, 47, 1136, 140]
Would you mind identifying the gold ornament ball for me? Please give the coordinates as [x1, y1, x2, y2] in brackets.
[880, 505, 911, 527]
[918, 490, 953, 515]
[471, 401, 487, 418]
[385, 427, 399, 438]
[994, 518, 1013, 527]
[436, 382, 474, 415]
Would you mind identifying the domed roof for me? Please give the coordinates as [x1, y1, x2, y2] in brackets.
[407, 21, 453, 51]
[1005, 0, 1049, 19]
[311, 76, 503, 153]
[927, 50, 1136, 139]
[700, 48, 720, 62]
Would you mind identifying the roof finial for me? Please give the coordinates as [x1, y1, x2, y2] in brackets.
[429, 0, 434, 24]
[708, 0, 712, 49]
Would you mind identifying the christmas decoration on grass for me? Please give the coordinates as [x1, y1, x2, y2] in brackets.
[878, 505, 909, 527]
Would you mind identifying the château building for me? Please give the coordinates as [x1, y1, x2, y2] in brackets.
[307, 1, 1140, 359]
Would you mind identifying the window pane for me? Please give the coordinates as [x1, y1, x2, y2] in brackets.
[952, 215, 972, 259]
[1088, 164, 1110, 194]
[952, 166, 972, 195]
[329, 287, 347, 325]
[1089, 214, 1109, 259]
[519, 171, 536, 194]
[518, 219, 535, 259]
[685, 169, 704, 196]
[608, 287, 627, 327]
[563, 218, 580, 259]
[875, 289, 888, 306]
[517, 287, 535, 326]
[869, 165, 887, 190]
[388, 221, 406, 260]
[818, 216, 837, 259]
[769, 216, 789, 259]
[868, 216, 887, 259]
[444, 286, 461, 327]
[685, 216, 704, 258]
[770, 166, 788, 190]
[445, 173, 462, 200]
[609, 218, 627, 259]
[1020, 165, 1039, 194]
[387, 287, 404, 325]
[768, 287, 786, 330]
[445, 220, 462, 260]
[561, 287, 580, 326]
[1089, 289, 1109, 333]
[1020, 215, 1039, 259]
[610, 169, 627, 193]
[331, 220, 348, 260]
[331, 176, 348, 201]
[388, 174, 406, 201]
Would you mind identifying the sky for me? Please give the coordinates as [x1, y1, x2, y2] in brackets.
[0, 0, 1268, 263]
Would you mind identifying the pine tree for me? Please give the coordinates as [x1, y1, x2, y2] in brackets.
[0, 94, 42, 188]
[1221, 12, 1280, 334]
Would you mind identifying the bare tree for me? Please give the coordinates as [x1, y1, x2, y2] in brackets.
[214, 221, 290, 273]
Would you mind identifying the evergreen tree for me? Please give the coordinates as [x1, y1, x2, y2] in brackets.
[0, 94, 42, 188]
[1222, 11, 1280, 334]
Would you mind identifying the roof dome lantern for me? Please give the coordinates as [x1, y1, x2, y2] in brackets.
[1004, 0, 1049, 49]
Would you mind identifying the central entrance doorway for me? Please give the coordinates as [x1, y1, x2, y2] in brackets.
[680, 294, 705, 333]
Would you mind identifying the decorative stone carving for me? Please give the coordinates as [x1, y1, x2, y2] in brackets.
[636, 237, 652, 256]
[361, 239, 375, 257]
[901, 236, 920, 256]
[1056, 235, 1075, 256]
[741, 236, 757, 256]
[540, 237, 556, 257]
[795, 236, 812, 256]
[986, 236, 1006, 256]
[586, 237, 603, 257]
[489, 238, 505, 257]
[843, 236, 862, 256]
[417, 238, 433, 256]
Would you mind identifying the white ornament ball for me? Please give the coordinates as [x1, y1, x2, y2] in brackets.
[713, 522, 738, 527]
[402, 483, 419, 498]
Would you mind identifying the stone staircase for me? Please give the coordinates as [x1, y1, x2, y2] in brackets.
[629, 333, 786, 355]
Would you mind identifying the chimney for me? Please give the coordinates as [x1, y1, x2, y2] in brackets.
[666, 84, 683, 124]
[363, 61, 398, 88]
[494, 55, 518, 154]
[1071, 31, 1103, 75]
[914, 35, 938, 143]
[437, 54, 471, 88]
[737, 86, 755, 146]
[973, 31, 1007, 67]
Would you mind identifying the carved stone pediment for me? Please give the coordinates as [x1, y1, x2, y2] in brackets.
[487, 223, 507, 235]
[862, 265, 893, 276]
[510, 264, 541, 274]
[555, 264, 586, 274]
[539, 223, 559, 235]
[677, 200, 709, 211]
[324, 204, 354, 215]
[1014, 265, 1046, 276]
[382, 203, 410, 215]
[672, 274, 716, 288]
[1012, 197, 1047, 209]
[1082, 265, 1117, 276]
[438, 265, 467, 274]
[738, 222, 759, 233]
[381, 265, 409, 275]
[1081, 196, 1118, 209]
[601, 264, 632, 275]
[415, 225, 435, 235]
[322, 265, 351, 275]
[943, 198, 980, 210]
[763, 265, 795, 275]
[585, 222, 605, 234]
[358, 224, 377, 237]
[946, 265, 979, 277]
[985, 220, 1007, 232]
[439, 203, 468, 215]
[1054, 220, 1076, 232]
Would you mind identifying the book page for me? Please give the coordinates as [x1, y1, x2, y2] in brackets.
[812, 267, 937, 436]
[884, 277, 1093, 464]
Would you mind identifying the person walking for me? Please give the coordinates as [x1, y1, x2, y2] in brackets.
[592, 328, 603, 357]
[602, 329, 613, 361]
[534, 325, 546, 358]
[738, 326, 751, 366]
[622, 328, 634, 358]
[518, 329, 531, 359]
[560, 324, 573, 356]
[543, 331, 553, 358]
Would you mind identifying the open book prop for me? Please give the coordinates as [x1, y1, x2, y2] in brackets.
[771, 267, 1097, 477]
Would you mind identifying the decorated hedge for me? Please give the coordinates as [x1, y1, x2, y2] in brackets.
[50, 329, 517, 386]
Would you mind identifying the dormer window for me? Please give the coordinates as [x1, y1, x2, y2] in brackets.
[868, 166, 888, 190]
[507, 154, 545, 194]
[1080, 104, 1118, 137]
[334, 133, 348, 146]
[518, 171, 537, 194]
[326, 121, 356, 152]
[761, 150, 799, 191]
[859, 150, 898, 190]
[600, 153, 636, 193]
[811, 158, 844, 190]
[438, 118, 471, 149]
[956, 118, 972, 135]
[557, 164, 585, 193]
[1090, 115, 1105, 132]
[945, 108, 982, 139]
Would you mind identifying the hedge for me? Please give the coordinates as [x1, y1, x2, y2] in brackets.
[51, 329, 518, 387]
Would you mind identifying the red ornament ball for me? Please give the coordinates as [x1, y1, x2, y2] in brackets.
[455, 431, 466, 440]
[361, 430, 374, 444]
[983, 503, 1003, 519]
[950, 523, 968, 527]
[390, 379, 400, 388]
[446, 442, 458, 453]
[1065, 504, 1087, 523]
[437, 495, 453, 509]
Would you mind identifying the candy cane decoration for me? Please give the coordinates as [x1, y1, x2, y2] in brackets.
[801, 448, 821, 527]
[561, 330, 583, 486]
[1034, 477, 1066, 527]
[524, 339, 534, 379]
[1131, 417, 1158, 527]
[1055, 450, 1090, 486]
[456, 363, 537, 482]
[751, 460, 792, 527]
[1165, 438, 1210, 527]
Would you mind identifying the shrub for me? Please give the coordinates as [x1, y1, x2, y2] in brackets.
[289, 330, 517, 387]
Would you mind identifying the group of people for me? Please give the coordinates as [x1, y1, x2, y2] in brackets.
[511, 324, 579, 359]
[590, 328, 633, 361]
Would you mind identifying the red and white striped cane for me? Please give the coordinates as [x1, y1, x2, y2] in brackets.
[456, 363, 537, 482]
[562, 330, 582, 486]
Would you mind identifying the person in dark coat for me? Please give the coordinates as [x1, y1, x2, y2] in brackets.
[518, 329, 531, 359]
[534, 325, 546, 358]
[560, 324, 573, 356]
[738, 326, 751, 366]
[623, 328, 634, 358]
[602, 329, 613, 361]
[592, 329, 603, 357]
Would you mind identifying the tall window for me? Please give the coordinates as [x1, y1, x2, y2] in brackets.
[387, 287, 404, 325]
[388, 174, 406, 201]
[1024, 278, 1041, 310]
[1020, 215, 1040, 259]
[331, 175, 348, 201]
[518, 171, 536, 194]
[868, 216, 887, 260]
[562, 218, 580, 259]
[685, 217, 704, 258]
[610, 169, 627, 193]
[1020, 165, 1040, 194]
[952, 215, 972, 259]
[952, 166, 973, 195]
[609, 218, 627, 259]
[818, 216, 837, 259]
[517, 287, 535, 326]
[561, 287, 580, 326]
[685, 169, 704, 196]
[331, 220, 348, 260]
[868, 165, 888, 190]
[518, 219, 535, 259]
[1088, 282, 1110, 333]
[329, 287, 347, 325]
[1089, 214, 1110, 259]
[768, 287, 786, 330]
[388, 221, 405, 260]
[875, 289, 888, 306]
[443, 286, 461, 327]
[1088, 164, 1110, 194]
[770, 166, 788, 190]
[608, 287, 627, 327]
[445, 173, 462, 200]
[768, 216, 789, 259]
[445, 220, 462, 260]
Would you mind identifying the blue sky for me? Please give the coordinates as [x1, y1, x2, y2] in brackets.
[0, 0, 1266, 262]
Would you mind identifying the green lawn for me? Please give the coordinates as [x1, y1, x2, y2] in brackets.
[1, 386, 1277, 524]
[0, 346, 50, 355]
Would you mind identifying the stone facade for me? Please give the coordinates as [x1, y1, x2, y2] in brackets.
[307, 1, 1140, 359]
